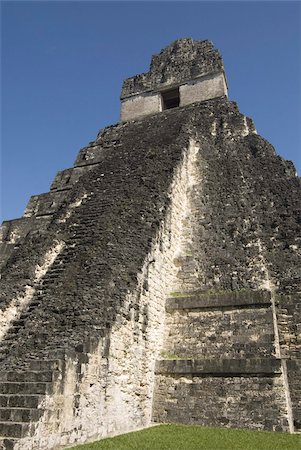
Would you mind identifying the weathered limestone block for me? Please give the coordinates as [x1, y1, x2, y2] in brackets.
[0, 217, 52, 270]
[164, 306, 275, 359]
[0, 243, 14, 270]
[276, 294, 301, 431]
[0, 218, 33, 244]
[155, 358, 282, 375]
[50, 167, 92, 191]
[286, 359, 301, 431]
[24, 191, 68, 217]
[121, 92, 162, 122]
[166, 289, 272, 310]
[153, 373, 289, 431]
[74, 144, 103, 167]
[180, 72, 227, 106]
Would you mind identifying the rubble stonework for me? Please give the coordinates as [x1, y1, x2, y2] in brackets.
[121, 39, 225, 99]
[0, 39, 300, 449]
[120, 39, 228, 121]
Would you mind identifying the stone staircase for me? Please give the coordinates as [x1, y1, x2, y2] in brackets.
[0, 242, 76, 365]
[0, 243, 77, 448]
[0, 360, 61, 450]
[153, 290, 290, 432]
[0, 183, 116, 448]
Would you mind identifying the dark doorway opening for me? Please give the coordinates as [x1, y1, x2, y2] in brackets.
[161, 87, 180, 110]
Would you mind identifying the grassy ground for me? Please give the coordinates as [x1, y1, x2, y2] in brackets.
[71, 424, 301, 450]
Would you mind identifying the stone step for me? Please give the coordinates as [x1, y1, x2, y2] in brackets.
[14, 313, 30, 321]
[0, 383, 52, 396]
[155, 358, 282, 376]
[0, 371, 58, 383]
[46, 267, 65, 273]
[0, 395, 43, 409]
[54, 255, 70, 261]
[11, 321, 25, 328]
[0, 408, 43, 422]
[26, 305, 40, 312]
[42, 273, 60, 280]
[0, 352, 9, 362]
[0, 422, 30, 438]
[26, 301, 40, 308]
[0, 437, 18, 450]
[166, 290, 272, 311]
[28, 360, 61, 371]
[40, 279, 53, 286]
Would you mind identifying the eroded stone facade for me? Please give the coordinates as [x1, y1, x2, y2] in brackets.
[120, 39, 228, 121]
[0, 39, 300, 449]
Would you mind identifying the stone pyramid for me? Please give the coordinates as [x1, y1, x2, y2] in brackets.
[0, 39, 300, 449]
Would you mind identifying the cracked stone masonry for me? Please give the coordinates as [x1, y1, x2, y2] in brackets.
[0, 38, 300, 449]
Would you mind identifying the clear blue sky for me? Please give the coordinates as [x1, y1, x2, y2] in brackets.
[1, 1, 300, 222]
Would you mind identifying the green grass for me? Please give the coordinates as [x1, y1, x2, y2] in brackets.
[71, 424, 301, 450]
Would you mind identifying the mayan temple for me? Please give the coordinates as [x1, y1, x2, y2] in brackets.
[0, 38, 300, 449]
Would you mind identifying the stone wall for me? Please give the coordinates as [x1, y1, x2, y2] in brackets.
[180, 72, 227, 107]
[276, 294, 301, 431]
[120, 92, 161, 122]
[164, 304, 275, 359]
[153, 372, 288, 431]
[24, 191, 69, 218]
[277, 294, 301, 359]
[120, 72, 228, 122]
[0, 217, 52, 270]
[286, 359, 301, 431]
[152, 288, 291, 432]
[121, 39, 225, 99]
